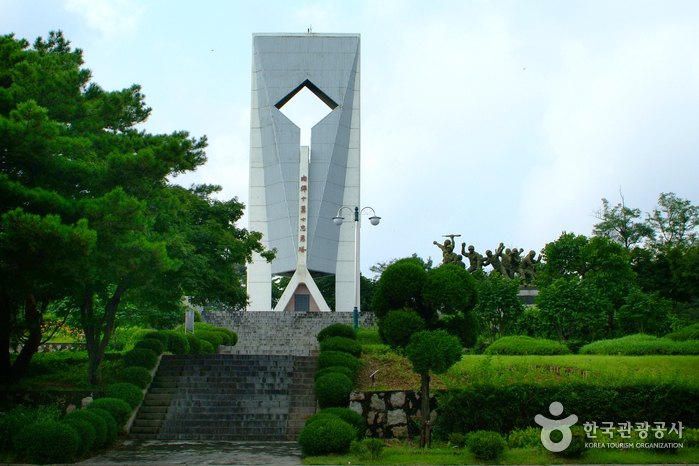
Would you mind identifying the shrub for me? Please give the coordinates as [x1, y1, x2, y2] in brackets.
[119, 366, 152, 389]
[317, 323, 357, 343]
[468, 430, 506, 459]
[199, 339, 215, 354]
[87, 398, 132, 429]
[320, 336, 362, 357]
[507, 426, 541, 448]
[485, 336, 570, 355]
[13, 421, 80, 463]
[134, 338, 165, 355]
[196, 330, 223, 350]
[666, 323, 699, 341]
[61, 417, 95, 457]
[87, 408, 117, 446]
[298, 418, 356, 456]
[447, 432, 468, 449]
[314, 407, 365, 440]
[317, 351, 360, 373]
[128, 328, 156, 347]
[213, 327, 237, 346]
[380, 309, 425, 349]
[163, 330, 190, 355]
[314, 365, 355, 381]
[350, 438, 384, 460]
[0, 404, 60, 451]
[579, 334, 699, 355]
[213, 330, 232, 346]
[185, 333, 202, 354]
[63, 409, 107, 449]
[315, 373, 354, 408]
[123, 347, 158, 369]
[553, 426, 587, 457]
[105, 382, 144, 409]
[143, 331, 169, 346]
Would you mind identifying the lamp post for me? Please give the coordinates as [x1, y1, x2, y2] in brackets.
[333, 206, 380, 330]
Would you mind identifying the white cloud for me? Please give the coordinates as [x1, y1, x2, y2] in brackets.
[64, 0, 144, 39]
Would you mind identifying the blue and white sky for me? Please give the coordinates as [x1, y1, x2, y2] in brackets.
[3, 0, 699, 276]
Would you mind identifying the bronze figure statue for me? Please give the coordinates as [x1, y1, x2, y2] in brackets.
[520, 250, 541, 285]
[461, 243, 484, 273]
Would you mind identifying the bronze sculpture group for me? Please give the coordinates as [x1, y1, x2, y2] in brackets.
[433, 235, 541, 284]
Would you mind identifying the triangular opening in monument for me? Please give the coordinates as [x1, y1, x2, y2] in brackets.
[276, 80, 337, 148]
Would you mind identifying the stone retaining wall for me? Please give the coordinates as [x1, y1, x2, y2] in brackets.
[348, 390, 439, 438]
[9, 342, 86, 354]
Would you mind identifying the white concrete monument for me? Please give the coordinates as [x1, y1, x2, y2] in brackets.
[246, 33, 360, 312]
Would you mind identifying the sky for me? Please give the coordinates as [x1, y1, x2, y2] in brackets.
[3, 0, 699, 277]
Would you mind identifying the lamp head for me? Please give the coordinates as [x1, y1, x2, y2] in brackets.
[369, 216, 381, 226]
[333, 216, 344, 226]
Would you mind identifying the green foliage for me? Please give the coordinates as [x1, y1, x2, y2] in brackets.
[314, 366, 355, 381]
[13, 421, 80, 464]
[467, 430, 507, 460]
[447, 432, 468, 448]
[0, 404, 60, 451]
[63, 409, 107, 449]
[507, 426, 541, 448]
[199, 339, 215, 354]
[356, 328, 382, 345]
[372, 258, 428, 321]
[195, 330, 222, 351]
[314, 373, 354, 408]
[319, 336, 362, 357]
[185, 333, 202, 354]
[87, 408, 117, 446]
[123, 347, 158, 369]
[381, 309, 425, 349]
[423, 264, 478, 315]
[645, 192, 699, 250]
[473, 272, 525, 340]
[128, 329, 156, 346]
[440, 311, 479, 348]
[317, 351, 360, 373]
[213, 330, 233, 346]
[317, 323, 357, 343]
[350, 438, 384, 460]
[485, 336, 570, 355]
[105, 382, 143, 409]
[593, 195, 653, 250]
[87, 397, 132, 429]
[134, 338, 164, 355]
[61, 418, 95, 457]
[143, 331, 169, 347]
[162, 330, 190, 354]
[119, 366, 152, 389]
[315, 407, 365, 440]
[665, 323, 699, 341]
[616, 288, 672, 335]
[579, 334, 699, 355]
[298, 417, 356, 456]
[405, 330, 463, 375]
[554, 426, 587, 458]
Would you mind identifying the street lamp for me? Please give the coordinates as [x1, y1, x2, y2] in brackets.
[333, 206, 381, 330]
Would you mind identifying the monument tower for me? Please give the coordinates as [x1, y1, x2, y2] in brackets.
[246, 33, 361, 312]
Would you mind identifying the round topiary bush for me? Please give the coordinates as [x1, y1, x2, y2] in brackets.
[317, 351, 360, 373]
[213, 330, 232, 346]
[123, 347, 158, 370]
[317, 323, 357, 343]
[315, 373, 354, 408]
[468, 430, 507, 460]
[381, 309, 425, 349]
[13, 421, 80, 464]
[119, 366, 152, 389]
[213, 327, 237, 346]
[313, 365, 355, 381]
[185, 333, 201, 354]
[199, 339, 215, 354]
[320, 336, 362, 357]
[143, 331, 169, 346]
[87, 408, 117, 446]
[87, 398, 132, 429]
[63, 409, 107, 449]
[105, 382, 144, 409]
[163, 330, 190, 355]
[485, 336, 570, 355]
[196, 330, 223, 350]
[298, 417, 356, 456]
[61, 417, 95, 457]
[134, 338, 164, 355]
[315, 407, 365, 440]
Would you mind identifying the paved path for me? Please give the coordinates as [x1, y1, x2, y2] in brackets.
[78, 440, 303, 466]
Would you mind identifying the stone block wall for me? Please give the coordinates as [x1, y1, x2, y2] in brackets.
[348, 390, 438, 438]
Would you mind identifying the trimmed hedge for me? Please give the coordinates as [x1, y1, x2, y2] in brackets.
[313, 365, 355, 381]
[87, 398, 132, 429]
[196, 330, 223, 350]
[61, 418, 95, 457]
[144, 331, 169, 346]
[317, 351, 360, 373]
[63, 409, 107, 449]
[381, 309, 426, 349]
[134, 338, 164, 355]
[199, 339, 215, 354]
[312, 407, 365, 440]
[105, 382, 144, 409]
[485, 336, 570, 355]
[163, 330, 190, 354]
[579, 334, 699, 355]
[88, 408, 117, 446]
[315, 373, 354, 408]
[298, 418, 356, 456]
[467, 430, 506, 460]
[213, 330, 233, 346]
[119, 366, 152, 389]
[185, 333, 201, 354]
[123, 347, 158, 369]
[317, 323, 357, 343]
[434, 382, 699, 437]
[13, 421, 80, 464]
[319, 336, 362, 357]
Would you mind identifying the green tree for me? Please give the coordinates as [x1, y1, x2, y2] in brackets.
[616, 287, 672, 335]
[592, 192, 653, 250]
[472, 272, 525, 341]
[645, 192, 699, 250]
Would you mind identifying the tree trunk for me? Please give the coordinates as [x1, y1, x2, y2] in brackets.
[0, 295, 43, 385]
[420, 372, 431, 448]
[0, 296, 14, 384]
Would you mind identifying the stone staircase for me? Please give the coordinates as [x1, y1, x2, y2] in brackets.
[205, 311, 375, 356]
[286, 355, 318, 439]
